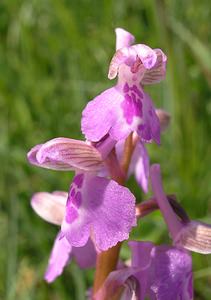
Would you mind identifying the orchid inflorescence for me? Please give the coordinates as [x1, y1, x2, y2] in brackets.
[27, 28, 211, 300]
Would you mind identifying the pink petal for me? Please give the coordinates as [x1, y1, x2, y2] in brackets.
[137, 92, 160, 144]
[28, 137, 103, 171]
[31, 191, 67, 225]
[27, 143, 76, 171]
[115, 27, 135, 50]
[129, 241, 193, 300]
[45, 232, 72, 283]
[141, 49, 167, 85]
[81, 87, 131, 142]
[45, 235, 96, 283]
[62, 174, 136, 251]
[148, 245, 193, 300]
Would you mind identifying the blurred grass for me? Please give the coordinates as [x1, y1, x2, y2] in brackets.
[0, 0, 211, 299]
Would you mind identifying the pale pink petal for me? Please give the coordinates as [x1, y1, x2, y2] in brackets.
[28, 137, 103, 171]
[31, 192, 67, 225]
[27, 143, 76, 171]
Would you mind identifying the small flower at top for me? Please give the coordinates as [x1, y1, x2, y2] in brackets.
[81, 28, 167, 144]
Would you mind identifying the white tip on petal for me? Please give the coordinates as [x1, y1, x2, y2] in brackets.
[31, 192, 67, 225]
[115, 28, 135, 50]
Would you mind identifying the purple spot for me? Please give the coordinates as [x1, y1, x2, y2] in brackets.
[131, 92, 136, 102]
[72, 191, 82, 208]
[66, 193, 72, 206]
[138, 124, 145, 131]
[65, 206, 78, 223]
[123, 83, 129, 93]
[70, 188, 76, 197]
[121, 90, 143, 125]
[131, 85, 143, 98]
[73, 174, 84, 188]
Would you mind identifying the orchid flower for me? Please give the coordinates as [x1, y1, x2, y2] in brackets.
[81, 28, 167, 144]
[31, 191, 97, 282]
[150, 164, 211, 254]
[28, 137, 136, 252]
[95, 241, 193, 300]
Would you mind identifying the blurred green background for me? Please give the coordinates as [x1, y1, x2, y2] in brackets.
[1, 0, 211, 299]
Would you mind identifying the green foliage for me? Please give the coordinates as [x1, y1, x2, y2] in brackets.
[1, 0, 211, 299]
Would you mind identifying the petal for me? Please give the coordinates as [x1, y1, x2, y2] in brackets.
[129, 241, 154, 300]
[94, 135, 117, 160]
[27, 143, 76, 171]
[150, 164, 184, 240]
[44, 232, 72, 283]
[62, 174, 136, 251]
[133, 143, 150, 193]
[148, 245, 193, 300]
[28, 137, 103, 171]
[129, 242, 193, 300]
[31, 191, 67, 225]
[137, 92, 160, 144]
[81, 87, 131, 142]
[73, 238, 96, 268]
[115, 28, 135, 50]
[141, 49, 167, 85]
[129, 241, 154, 269]
[174, 220, 211, 254]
